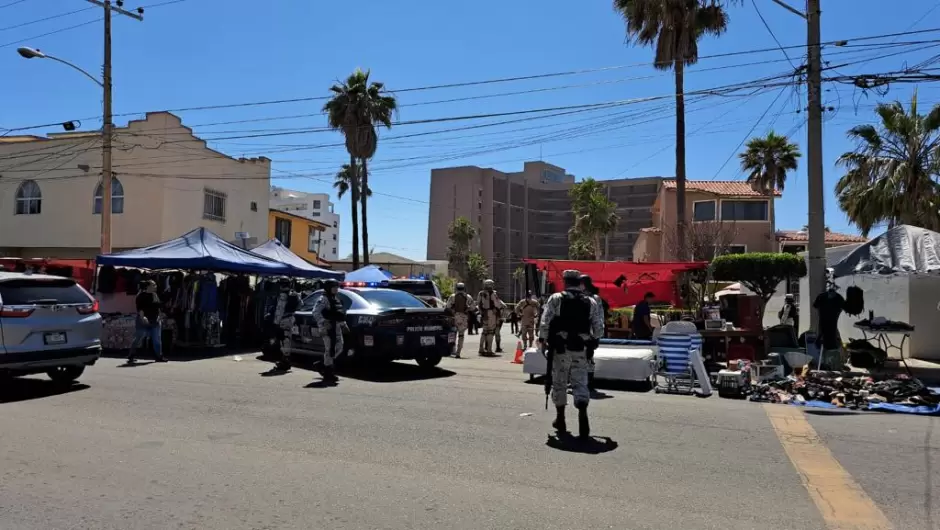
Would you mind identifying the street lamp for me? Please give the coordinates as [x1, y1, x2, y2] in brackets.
[17, 46, 114, 255]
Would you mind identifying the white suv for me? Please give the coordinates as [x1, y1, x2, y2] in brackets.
[0, 272, 101, 383]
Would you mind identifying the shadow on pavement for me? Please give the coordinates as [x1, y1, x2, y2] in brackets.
[339, 362, 456, 383]
[524, 375, 651, 394]
[102, 347, 259, 363]
[546, 434, 619, 454]
[803, 409, 865, 416]
[0, 378, 89, 404]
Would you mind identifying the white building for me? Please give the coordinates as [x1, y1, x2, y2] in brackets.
[270, 187, 340, 261]
[0, 112, 270, 258]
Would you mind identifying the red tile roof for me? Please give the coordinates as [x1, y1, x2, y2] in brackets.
[776, 230, 867, 243]
[663, 180, 782, 197]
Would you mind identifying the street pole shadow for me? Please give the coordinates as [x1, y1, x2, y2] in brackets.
[546, 433, 619, 454]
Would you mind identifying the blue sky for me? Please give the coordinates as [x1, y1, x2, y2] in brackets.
[3, 0, 939, 260]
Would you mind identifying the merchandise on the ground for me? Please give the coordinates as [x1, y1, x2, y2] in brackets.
[749, 370, 940, 410]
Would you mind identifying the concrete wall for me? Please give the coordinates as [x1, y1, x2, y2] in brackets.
[0, 112, 270, 256]
[270, 189, 340, 261]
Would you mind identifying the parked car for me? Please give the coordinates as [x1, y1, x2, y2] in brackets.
[0, 272, 101, 383]
[289, 287, 455, 368]
[385, 279, 445, 308]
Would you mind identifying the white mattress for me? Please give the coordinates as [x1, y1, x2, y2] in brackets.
[522, 345, 657, 382]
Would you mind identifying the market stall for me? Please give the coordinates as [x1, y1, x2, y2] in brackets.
[251, 239, 343, 280]
[344, 264, 393, 285]
[95, 228, 301, 351]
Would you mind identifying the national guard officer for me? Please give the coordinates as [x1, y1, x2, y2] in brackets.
[476, 279, 504, 356]
[311, 279, 348, 385]
[445, 282, 476, 358]
[539, 270, 604, 438]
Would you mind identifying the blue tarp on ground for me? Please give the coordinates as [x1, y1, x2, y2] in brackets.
[344, 265, 392, 283]
[251, 239, 344, 280]
[97, 228, 293, 275]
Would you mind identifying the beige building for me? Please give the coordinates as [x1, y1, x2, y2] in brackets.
[426, 161, 662, 291]
[0, 112, 270, 258]
[633, 181, 780, 262]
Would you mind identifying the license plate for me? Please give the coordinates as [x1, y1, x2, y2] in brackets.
[43, 332, 66, 345]
[420, 336, 435, 346]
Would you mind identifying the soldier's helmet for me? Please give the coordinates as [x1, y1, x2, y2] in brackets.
[323, 279, 340, 291]
[455, 282, 465, 291]
[562, 269, 582, 287]
[483, 279, 495, 289]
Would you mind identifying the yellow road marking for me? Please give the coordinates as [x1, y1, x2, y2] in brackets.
[764, 405, 894, 530]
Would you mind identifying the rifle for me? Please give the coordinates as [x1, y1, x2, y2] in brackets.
[543, 341, 553, 410]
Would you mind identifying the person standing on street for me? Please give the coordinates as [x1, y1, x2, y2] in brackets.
[269, 285, 302, 373]
[539, 270, 604, 438]
[631, 291, 655, 340]
[580, 275, 606, 391]
[476, 279, 502, 356]
[445, 282, 476, 358]
[515, 291, 540, 349]
[128, 280, 166, 364]
[493, 290, 508, 353]
[311, 279, 347, 385]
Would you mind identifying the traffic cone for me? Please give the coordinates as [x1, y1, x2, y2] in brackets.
[512, 341, 524, 364]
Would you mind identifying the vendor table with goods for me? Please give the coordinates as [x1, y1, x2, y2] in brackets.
[699, 327, 762, 361]
[853, 321, 915, 376]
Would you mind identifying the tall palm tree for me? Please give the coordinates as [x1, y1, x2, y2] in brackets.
[323, 69, 397, 267]
[447, 217, 477, 281]
[614, 0, 732, 260]
[739, 130, 801, 238]
[836, 92, 940, 236]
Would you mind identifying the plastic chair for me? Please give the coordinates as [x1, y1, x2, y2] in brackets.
[655, 332, 695, 395]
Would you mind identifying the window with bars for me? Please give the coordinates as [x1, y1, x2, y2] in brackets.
[203, 188, 226, 221]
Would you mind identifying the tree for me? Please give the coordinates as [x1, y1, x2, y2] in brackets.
[835, 92, 940, 236]
[662, 220, 739, 261]
[446, 217, 477, 282]
[433, 274, 457, 300]
[568, 178, 619, 259]
[739, 131, 800, 238]
[711, 252, 807, 323]
[332, 164, 371, 200]
[466, 253, 489, 293]
[323, 68, 397, 267]
[614, 0, 733, 260]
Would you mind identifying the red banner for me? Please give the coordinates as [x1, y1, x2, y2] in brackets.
[524, 259, 707, 309]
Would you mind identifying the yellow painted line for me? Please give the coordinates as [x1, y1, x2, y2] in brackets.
[764, 405, 894, 530]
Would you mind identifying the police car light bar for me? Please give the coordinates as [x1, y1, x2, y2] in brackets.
[341, 281, 388, 288]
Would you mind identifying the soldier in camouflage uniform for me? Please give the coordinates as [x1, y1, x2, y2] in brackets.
[476, 279, 503, 356]
[539, 270, 604, 438]
[310, 279, 347, 385]
[445, 282, 476, 358]
[515, 291, 540, 349]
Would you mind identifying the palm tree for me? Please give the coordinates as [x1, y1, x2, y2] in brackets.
[571, 192, 620, 259]
[614, 0, 732, 260]
[739, 131, 801, 237]
[836, 92, 940, 236]
[447, 217, 477, 281]
[332, 164, 371, 200]
[323, 68, 397, 267]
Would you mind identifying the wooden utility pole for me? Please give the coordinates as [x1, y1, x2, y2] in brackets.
[85, 0, 143, 255]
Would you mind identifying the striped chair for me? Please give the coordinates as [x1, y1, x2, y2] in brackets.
[654, 332, 695, 394]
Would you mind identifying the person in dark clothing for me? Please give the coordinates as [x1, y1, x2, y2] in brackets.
[814, 288, 845, 350]
[631, 292, 655, 340]
[509, 310, 520, 335]
[129, 280, 165, 364]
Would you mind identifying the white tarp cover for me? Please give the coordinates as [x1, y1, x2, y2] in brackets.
[831, 225, 940, 278]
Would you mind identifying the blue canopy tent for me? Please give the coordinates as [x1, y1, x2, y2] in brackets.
[344, 265, 393, 285]
[96, 228, 293, 275]
[251, 239, 344, 280]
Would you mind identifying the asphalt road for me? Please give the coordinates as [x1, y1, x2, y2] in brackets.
[0, 329, 937, 530]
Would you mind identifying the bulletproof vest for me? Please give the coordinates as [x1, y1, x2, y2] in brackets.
[452, 292, 468, 313]
[550, 290, 592, 350]
[284, 292, 302, 314]
[322, 294, 346, 322]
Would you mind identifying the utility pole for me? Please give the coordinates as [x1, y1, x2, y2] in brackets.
[772, 0, 825, 329]
[85, 0, 143, 255]
[805, 0, 826, 331]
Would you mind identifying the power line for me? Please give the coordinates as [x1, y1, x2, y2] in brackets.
[0, 0, 29, 9]
[0, 6, 95, 33]
[752, 0, 797, 70]
[709, 85, 791, 179]
[0, 18, 100, 49]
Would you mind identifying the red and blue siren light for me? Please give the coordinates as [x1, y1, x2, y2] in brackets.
[341, 281, 389, 288]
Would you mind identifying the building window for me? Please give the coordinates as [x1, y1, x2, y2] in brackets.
[782, 244, 806, 254]
[332, 233, 337, 240]
[332, 247, 336, 255]
[275, 217, 292, 247]
[250, 201, 258, 212]
[312, 212, 321, 217]
[308, 226, 320, 253]
[313, 200, 321, 209]
[721, 200, 768, 221]
[333, 221, 337, 228]
[725, 245, 747, 254]
[93, 177, 125, 214]
[14, 179, 42, 215]
[692, 200, 716, 222]
[203, 188, 226, 221]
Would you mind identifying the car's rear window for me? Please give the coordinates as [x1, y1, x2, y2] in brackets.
[387, 282, 437, 298]
[0, 279, 91, 305]
[358, 290, 428, 309]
